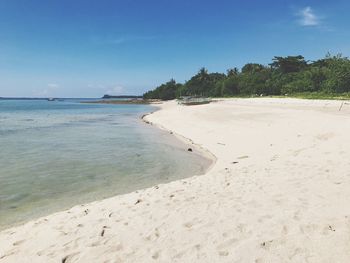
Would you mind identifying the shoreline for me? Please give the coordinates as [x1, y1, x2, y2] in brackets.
[2, 98, 350, 262]
[141, 107, 217, 172]
[0, 104, 213, 232]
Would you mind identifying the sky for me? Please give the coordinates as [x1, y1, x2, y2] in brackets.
[0, 0, 349, 98]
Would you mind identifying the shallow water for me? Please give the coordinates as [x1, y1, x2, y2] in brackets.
[0, 99, 210, 229]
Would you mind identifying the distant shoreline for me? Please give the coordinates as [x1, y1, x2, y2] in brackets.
[0, 97, 97, 100]
[81, 99, 161, 105]
[101, 95, 142, 99]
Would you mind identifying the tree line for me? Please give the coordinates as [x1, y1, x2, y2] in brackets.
[143, 54, 350, 100]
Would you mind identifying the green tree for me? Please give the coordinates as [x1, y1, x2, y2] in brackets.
[239, 64, 270, 95]
[270, 55, 307, 73]
[143, 54, 350, 100]
[182, 68, 225, 96]
[143, 79, 182, 100]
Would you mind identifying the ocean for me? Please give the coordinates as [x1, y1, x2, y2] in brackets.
[0, 99, 210, 229]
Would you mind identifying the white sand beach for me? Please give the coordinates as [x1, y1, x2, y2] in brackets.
[1, 98, 350, 263]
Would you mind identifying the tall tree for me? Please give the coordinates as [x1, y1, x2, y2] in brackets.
[270, 55, 307, 73]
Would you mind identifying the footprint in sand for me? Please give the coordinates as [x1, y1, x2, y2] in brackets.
[152, 251, 160, 259]
[183, 222, 193, 229]
[260, 240, 274, 250]
[316, 132, 334, 141]
[270, 154, 278, 161]
[217, 238, 239, 252]
[0, 249, 17, 260]
[299, 223, 320, 234]
[62, 252, 80, 263]
[288, 247, 305, 260]
[13, 239, 26, 246]
[218, 250, 229, 256]
[293, 148, 307, 157]
[282, 225, 289, 235]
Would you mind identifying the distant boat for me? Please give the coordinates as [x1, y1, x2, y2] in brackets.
[47, 98, 55, 101]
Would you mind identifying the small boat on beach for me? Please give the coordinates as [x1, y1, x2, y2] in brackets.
[178, 96, 212, 106]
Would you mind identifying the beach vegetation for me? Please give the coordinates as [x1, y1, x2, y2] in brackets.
[143, 54, 350, 100]
[143, 79, 182, 100]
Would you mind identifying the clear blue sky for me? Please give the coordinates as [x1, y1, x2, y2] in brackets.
[0, 0, 349, 97]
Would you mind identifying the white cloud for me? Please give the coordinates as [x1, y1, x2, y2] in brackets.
[32, 83, 60, 97]
[297, 6, 320, 26]
[33, 89, 49, 96]
[47, 83, 59, 88]
[106, 85, 124, 95]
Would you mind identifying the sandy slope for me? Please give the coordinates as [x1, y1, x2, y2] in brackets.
[1, 98, 350, 263]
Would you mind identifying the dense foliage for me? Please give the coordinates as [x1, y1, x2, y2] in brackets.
[143, 79, 182, 100]
[143, 54, 350, 100]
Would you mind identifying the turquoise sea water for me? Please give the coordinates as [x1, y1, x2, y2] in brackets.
[0, 99, 210, 229]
